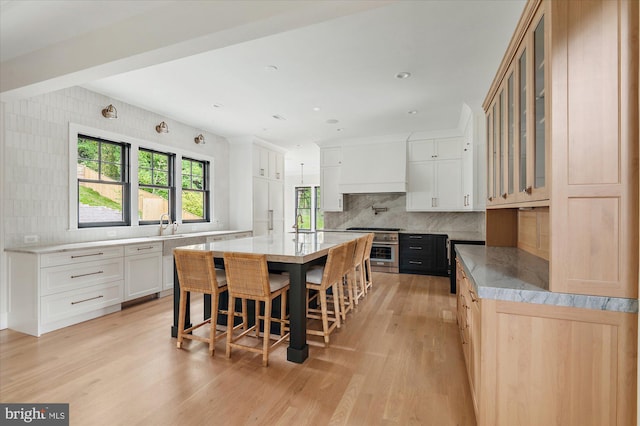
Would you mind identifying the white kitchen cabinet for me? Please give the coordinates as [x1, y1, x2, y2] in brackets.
[252, 178, 284, 236]
[462, 138, 474, 209]
[408, 138, 463, 162]
[7, 246, 125, 336]
[253, 145, 270, 178]
[124, 242, 162, 301]
[319, 147, 343, 212]
[320, 166, 343, 212]
[268, 151, 284, 180]
[406, 159, 463, 211]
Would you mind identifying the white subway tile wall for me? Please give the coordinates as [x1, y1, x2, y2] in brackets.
[2, 86, 230, 247]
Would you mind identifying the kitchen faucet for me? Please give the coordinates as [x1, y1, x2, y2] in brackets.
[292, 213, 303, 234]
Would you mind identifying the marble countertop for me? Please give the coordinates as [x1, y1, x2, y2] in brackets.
[175, 231, 364, 264]
[455, 245, 638, 313]
[4, 229, 252, 254]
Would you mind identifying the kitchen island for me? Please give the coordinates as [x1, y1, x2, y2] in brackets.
[171, 231, 364, 363]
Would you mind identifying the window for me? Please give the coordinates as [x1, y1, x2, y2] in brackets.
[181, 157, 209, 222]
[138, 148, 175, 224]
[77, 135, 130, 227]
[295, 186, 323, 231]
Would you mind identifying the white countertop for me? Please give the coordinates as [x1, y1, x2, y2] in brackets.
[4, 229, 252, 254]
[175, 231, 364, 264]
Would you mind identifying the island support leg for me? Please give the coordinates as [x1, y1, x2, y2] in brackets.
[286, 263, 309, 363]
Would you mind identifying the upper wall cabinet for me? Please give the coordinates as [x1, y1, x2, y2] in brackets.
[485, 5, 548, 207]
[406, 137, 467, 212]
[484, 0, 638, 299]
[253, 145, 283, 181]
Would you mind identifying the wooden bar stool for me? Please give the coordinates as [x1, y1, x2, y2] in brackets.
[336, 239, 357, 320]
[352, 233, 372, 304]
[362, 233, 374, 294]
[223, 252, 290, 367]
[306, 242, 347, 346]
[174, 249, 245, 356]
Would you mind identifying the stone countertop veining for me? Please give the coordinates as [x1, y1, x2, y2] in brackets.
[455, 245, 638, 313]
[4, 229, 252, 255]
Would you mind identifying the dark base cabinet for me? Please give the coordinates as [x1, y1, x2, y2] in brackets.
[399, 233, 448, 276]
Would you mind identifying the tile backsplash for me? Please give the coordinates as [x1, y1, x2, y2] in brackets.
[324, 193, 485, 234]
[2, 86, 230, 247]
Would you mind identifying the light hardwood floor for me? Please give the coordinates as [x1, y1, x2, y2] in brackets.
[0, 273, 476, 425]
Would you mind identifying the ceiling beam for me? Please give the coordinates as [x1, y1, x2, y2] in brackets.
[0, 0, 391, 101]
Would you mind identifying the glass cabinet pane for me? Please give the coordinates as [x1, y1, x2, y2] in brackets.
[499, 90, 504, 197]
[493, 104, 498, 200]
[507, 73, 515, 194]
[518, 50, 527, 193]
[534, 17, 545, 188]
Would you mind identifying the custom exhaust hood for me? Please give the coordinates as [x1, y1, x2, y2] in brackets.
[338, 139, 407, 194]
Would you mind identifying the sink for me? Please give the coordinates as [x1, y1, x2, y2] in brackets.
[157, 234, 186, 239]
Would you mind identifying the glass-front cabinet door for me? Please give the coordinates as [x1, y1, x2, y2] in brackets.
[531, 12, 548, 200]
[485, 4, 548, 207]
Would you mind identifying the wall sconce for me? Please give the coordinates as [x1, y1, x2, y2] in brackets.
[101, 104, 118, 119]
[155, 121, 169, 134]
[194, 134, 205, 144]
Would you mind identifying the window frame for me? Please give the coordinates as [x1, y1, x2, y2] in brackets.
[138, 148, 176, 225]
[295, 185, 322, 231]
[76, 134, 131, 228]
[181, 157, 210, 223]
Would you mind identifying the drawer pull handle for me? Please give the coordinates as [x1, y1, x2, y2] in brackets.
[137, 246, 154, 251]
[409, 246, 422, 250]
[409, 261, 422, 265]
[71, 295, 104, 305]
[71, 270, 104, 279]
[71, 252, 104, 259]
[408, 236, 423, 239]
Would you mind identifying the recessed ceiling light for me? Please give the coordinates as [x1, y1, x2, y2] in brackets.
[313, 107, 321, 112]
[272, 114, 286, 120]
[212, 104, 223, 108]
[408, 110, 418, 115]
[326, 119, 339, 124]
[265, 65, 279, 71]
[395, 72, 411, 79]
[336, 128, 343, 132]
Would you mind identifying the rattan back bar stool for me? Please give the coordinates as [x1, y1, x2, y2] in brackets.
[306, 242, 347, 346]
[174, 249, 245, 356]
[352, 233, 372, 304]
[223, 252, 290, 367]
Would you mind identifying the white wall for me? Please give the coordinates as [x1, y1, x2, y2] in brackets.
[1, 101, 6, 329]
[0, 86, 231, 329]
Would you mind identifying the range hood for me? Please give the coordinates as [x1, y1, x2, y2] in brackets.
[338, 140, 407, 193]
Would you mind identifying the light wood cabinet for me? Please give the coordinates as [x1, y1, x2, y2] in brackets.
[483, 0, 638, 298]
[456, 259, 637, 426]
[486, 5, 549, 207]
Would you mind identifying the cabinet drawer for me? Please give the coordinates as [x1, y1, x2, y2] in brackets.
[41, 258, 124, 296]
[124, 242, 162, 256]
[400, 257, 431, 271]
[41, 281, 123, 324]
[41, 246, 123, 268]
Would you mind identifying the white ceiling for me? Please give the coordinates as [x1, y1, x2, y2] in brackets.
[1, 0, 525, 150]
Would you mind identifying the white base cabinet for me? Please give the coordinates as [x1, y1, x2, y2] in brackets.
[7, 246, 125, 337]
[123, 242, 162, 301]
